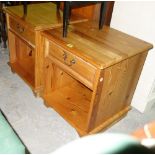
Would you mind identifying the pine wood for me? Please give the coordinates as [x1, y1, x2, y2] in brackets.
[47, 52, 94, 90]
[48, 41, 96, 88]
[89, 106, 131, 135]
[41, 21, 153, 135]
[8, 30, 35, 89]
[42, 21, 152, 70]
[44, 58, 92, 132]
[4, 3, 87, 95]
[9, 16, 35, 45]
[4, 3, 87, 31]
[89, 52, 148, 131]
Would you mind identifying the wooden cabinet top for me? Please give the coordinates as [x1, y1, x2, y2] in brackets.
[4, 3, 87, 31]
[42, 21, 153, 69]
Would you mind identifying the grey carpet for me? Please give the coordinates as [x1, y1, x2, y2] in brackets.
[0, 48, 79, 154]
[105, 105, 155, 134]
[0, 47, 155, 153]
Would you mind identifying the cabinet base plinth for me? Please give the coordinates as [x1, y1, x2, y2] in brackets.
[78, 106, 131, 136]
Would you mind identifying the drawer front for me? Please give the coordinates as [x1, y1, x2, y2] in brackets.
[9, 17, 35, 45]
[48, 41, 96, 86]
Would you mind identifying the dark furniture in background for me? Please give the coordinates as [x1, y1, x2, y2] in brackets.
[63, 1, 107, 37]
[0, 1, 114, 48]
[0, 2, 11, 48]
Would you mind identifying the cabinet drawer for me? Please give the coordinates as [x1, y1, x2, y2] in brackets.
[48, 41, 96, 88]
[9, 17, 35, 45]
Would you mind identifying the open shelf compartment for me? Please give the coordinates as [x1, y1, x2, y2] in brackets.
[9, 31, 35, 89]
[43, 59, 93, 132]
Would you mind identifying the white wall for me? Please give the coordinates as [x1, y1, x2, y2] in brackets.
[111, 2, 155, 113]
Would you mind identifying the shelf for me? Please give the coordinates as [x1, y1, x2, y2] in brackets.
[44, 81, 92, 132]
[10, 57, 35, 90]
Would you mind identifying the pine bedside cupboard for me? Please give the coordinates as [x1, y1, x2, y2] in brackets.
[4, 2, 87, 96]
[41, 21, 153, 135]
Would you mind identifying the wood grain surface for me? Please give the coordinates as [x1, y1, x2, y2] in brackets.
[42, 21, 153, 69]
[4, 3, 87, 30]
[42, 21, 153, 135]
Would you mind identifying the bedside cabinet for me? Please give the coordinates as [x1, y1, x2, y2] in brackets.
[4, 3, 87, 96]
[41, 21, 153, 135]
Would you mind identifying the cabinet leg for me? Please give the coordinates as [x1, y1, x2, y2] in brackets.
[10, 68, 16, 74]
[43, 100, 53, 108]
[33, 91, 40, 98]
[23, 2, 27, 17]
[99, 2, 107, 29]
[63, 2, 70, 37]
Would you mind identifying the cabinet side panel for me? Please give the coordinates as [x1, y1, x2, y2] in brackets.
[94, 52, 148, 128]
[35, 31, 44, 92]
[8, 30, 16, 63]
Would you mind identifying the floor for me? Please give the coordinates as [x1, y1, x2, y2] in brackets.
[0, 48, 79, 154]
[0, 47, 155, 153]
